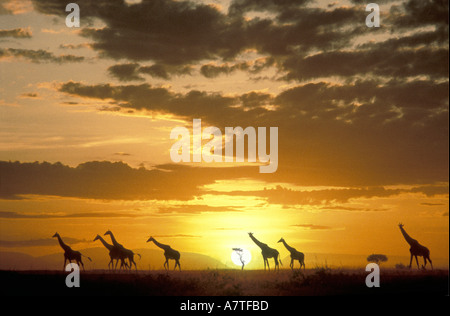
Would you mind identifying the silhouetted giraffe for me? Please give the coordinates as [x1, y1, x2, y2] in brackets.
[248, 233, 281, 271]
[398, 223, 433, 269]
[104, 230, 141, 271]
[93, 234, 129, 270]
[147, 237, 181, 271]
[52, 232, 91, 271]
[278, 238, 305, 270]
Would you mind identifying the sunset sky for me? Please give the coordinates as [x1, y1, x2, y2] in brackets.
[0, 0, 448, 269]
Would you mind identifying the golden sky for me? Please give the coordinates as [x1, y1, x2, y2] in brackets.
[0, 0, 448, 269]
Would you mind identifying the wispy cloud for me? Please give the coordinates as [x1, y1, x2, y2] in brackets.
[0, 237, 87, 247]
[291, 224, 334, 230]
[0, 28, 32, 38]
[0, 48, 84, 63]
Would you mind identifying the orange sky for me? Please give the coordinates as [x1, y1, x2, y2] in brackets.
[0, 0, 448, 269]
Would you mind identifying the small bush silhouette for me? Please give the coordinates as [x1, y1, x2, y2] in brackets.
[367, 254, 388, 265]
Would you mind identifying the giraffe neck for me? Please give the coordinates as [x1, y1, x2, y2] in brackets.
[151, 238, 169, 250]
[56, 235, 70, 251]
[97, 236, 113, 251]
[108, 233, 121, 248]
[399, 226, 417, 246]
[281, 240, 295, 253]
[249, 235, 265, 249]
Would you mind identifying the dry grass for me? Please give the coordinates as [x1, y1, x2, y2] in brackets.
[1, 267, 448, 296]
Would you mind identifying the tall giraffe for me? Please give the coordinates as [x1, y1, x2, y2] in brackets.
[398, 223, 433, 269]
[93, 234, 129, 270]
[248, 233, 281, 271]
[278, 238, 305, 270]
[147, 237, 181, 271]
[104, 230, 141, 271]
[52, 232, 91, 271]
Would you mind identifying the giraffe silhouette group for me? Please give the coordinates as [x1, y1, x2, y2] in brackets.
[54, 230, 180, 271]
[52, 223, 433, 271]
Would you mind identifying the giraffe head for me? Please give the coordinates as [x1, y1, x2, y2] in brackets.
[104, 229, 112, 236]
[93, 234, 101, 242]
[398, 223, 404, 229]
[146, 236, 155, 243]
[248, 232, 253, 237]
[52, 232, 59, 238]
[277, 238, 285, 243]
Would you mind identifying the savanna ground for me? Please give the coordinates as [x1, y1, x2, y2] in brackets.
[1, 267, 448, 296]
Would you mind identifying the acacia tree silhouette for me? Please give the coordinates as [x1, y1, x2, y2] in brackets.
[367, 254, 388, 265]
[232, 248, 246, 270]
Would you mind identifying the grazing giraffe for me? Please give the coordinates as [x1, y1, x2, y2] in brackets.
[93, 234, 129, 270]
[248, 233, 282, 271]
[147, 237, 181, 271]
[104, 230, 141, 271]
[398, 223, 433, 269]
[278, 238, 305, 270]
[52, 232, 91, 271]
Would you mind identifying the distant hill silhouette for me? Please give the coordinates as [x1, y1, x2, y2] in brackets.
[0, 248, 229, 271]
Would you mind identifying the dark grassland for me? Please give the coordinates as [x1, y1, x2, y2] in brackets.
[1, 268, 448, 296]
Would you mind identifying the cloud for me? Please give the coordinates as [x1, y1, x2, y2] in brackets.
[56, 77, 448, 186]
[157, 204, 241, 214]
[107, 63, 144, 82]
[0, 237, 87, 247]
[200, 58, 275, 78]
[28, 0, 448, 100]
[320, 206, 389, 212]
[29, 0, 360, 66]
[0, 28, 32, 38]
[20, 92, 39, 98]
[107, 63, 193, 81]
[1, 0, 447, 192]
[219, 185, 403, 206]
[0, 160, 257, 201]
[150, 234, 202, 238]
[0, 48, 84, 63]
[420, 202, 446, 206]
[290, 224, 333, 230]
[0, 211, 141, 219]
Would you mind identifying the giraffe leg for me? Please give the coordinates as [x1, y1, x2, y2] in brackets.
[164, 259, 169, 270]
[79, 259, 85, 271]
[408, 254, 413, 268]
[290, 258, 294, 270]
[414, 255, 420, 269]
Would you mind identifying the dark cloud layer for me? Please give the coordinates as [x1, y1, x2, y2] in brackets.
[30, 0, 447, 82]
[57, 78, 448, 186]
[0, 160, 256, 201]
[1, 161, 447, 205]
[4, 0, 444, 190]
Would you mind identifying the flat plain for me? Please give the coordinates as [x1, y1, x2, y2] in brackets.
[1, 268, 448, 296]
